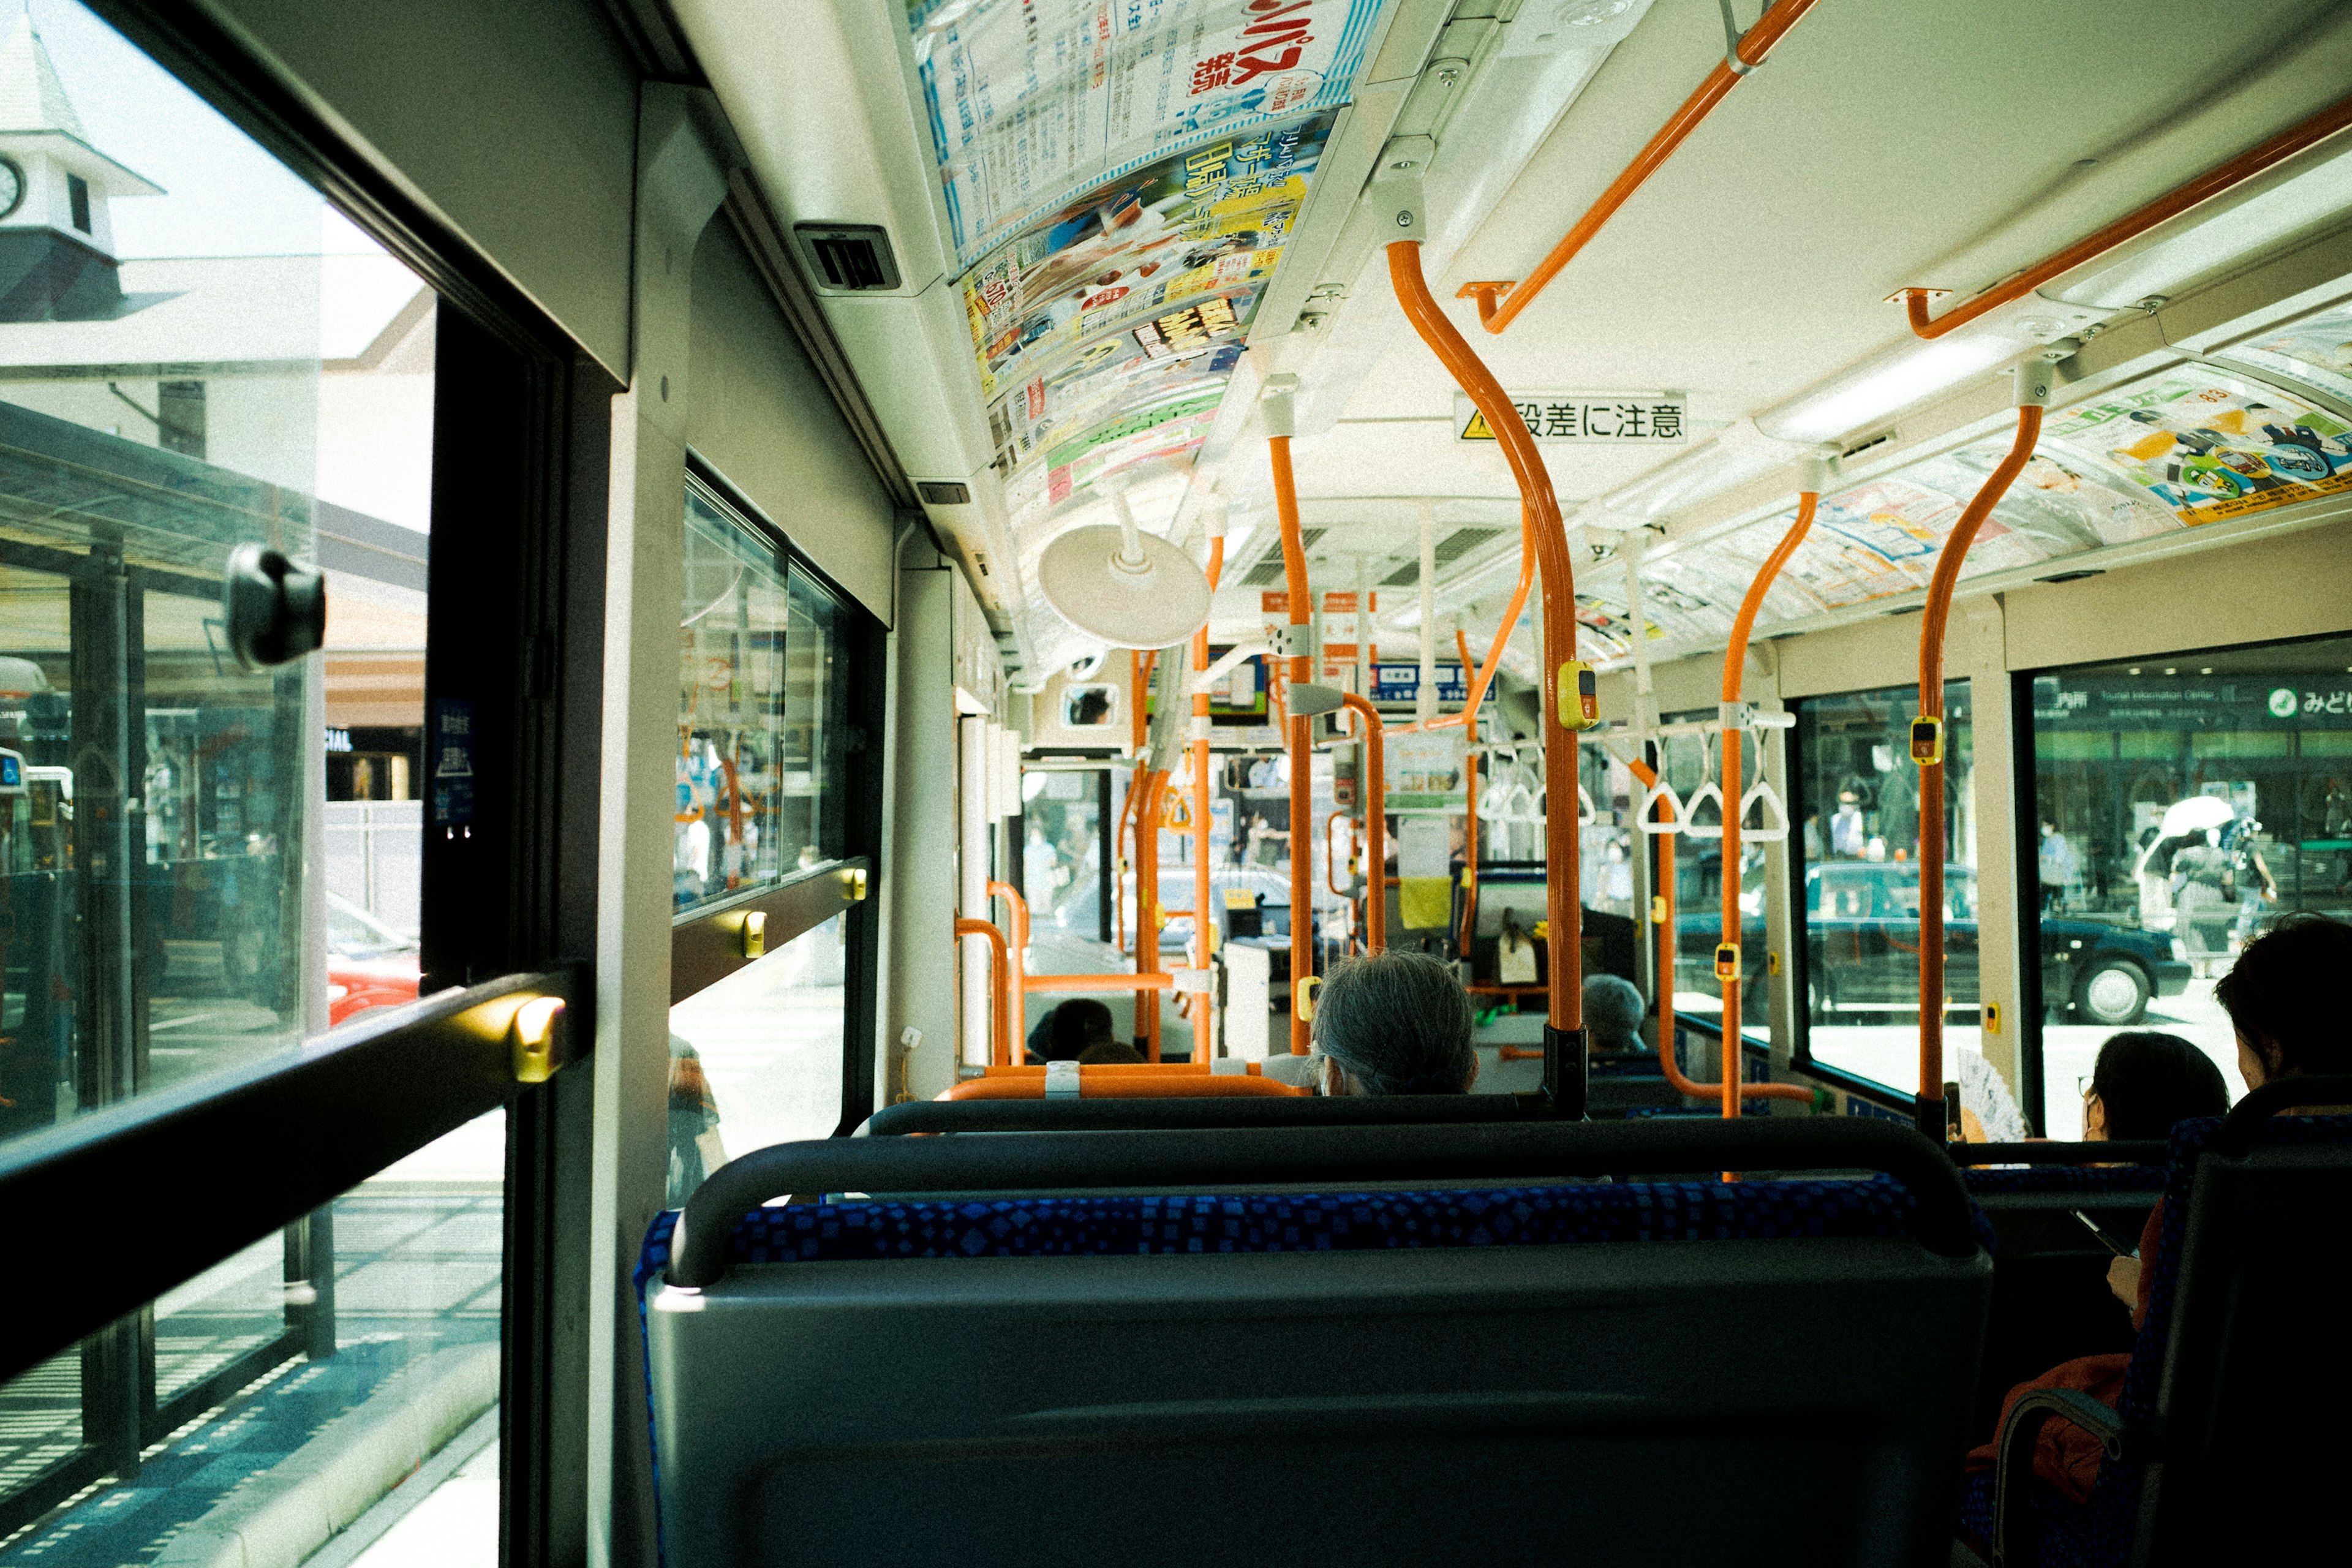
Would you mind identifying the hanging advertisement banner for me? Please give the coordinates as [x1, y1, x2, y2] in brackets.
[908, 0, 1390, 270]
[2040, 372, 2352, 526]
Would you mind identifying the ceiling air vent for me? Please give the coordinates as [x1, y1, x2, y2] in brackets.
[1298, 527, 1327, 551]
[916, 481, 971, 505]
[1840, 428, 1897, 462]
[1382, 561, 1420, 587]
[1433, 526, 1501, 565]
[794, 224, 902, 293]
[1242, 557, 1286, 588]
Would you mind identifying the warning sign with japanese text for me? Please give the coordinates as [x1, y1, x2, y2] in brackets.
[1455, 391, 1688, 445]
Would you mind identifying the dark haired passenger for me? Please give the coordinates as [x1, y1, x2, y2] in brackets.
[1026, 998, 1117, 1064]
[1965, 916, 2352, 1519]
[2081, 1031, 2229, 1145]
[1313, 951, 1478, 1096]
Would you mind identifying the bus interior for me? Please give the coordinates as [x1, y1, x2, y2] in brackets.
[2, 1, 2350, 1564]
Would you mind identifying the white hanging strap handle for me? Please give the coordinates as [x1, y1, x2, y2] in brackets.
[1577, 784, 1598, 826]
[1733, 710, 1790, 843]
[1738, 781, 1790, 843]
[1638, 777, 1685, 836]
[1680, 780, 1726, 840]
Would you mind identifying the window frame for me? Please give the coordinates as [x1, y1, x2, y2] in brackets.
[668, 461, 889, 1138]
[1782, 679, 1979, 1117]
[1, 7, 622, 1564]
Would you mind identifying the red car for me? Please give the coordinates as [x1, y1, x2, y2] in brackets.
[326, 893, 422, 1024]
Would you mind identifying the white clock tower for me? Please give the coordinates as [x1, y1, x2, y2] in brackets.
[0, 6, 160, 320]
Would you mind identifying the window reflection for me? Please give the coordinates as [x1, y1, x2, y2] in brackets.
[1792, 682, 1973, 1091]
[2027, 641, 2352, 1134]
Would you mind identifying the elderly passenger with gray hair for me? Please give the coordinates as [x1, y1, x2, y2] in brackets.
[1583, 974, 1647, 1056]
[1313, 951, 1479, 1096]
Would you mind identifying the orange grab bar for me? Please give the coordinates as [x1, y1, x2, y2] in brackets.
[1387, 506, 1535, 737]
[1901, 91, 2352, 340]
[1325, 810, 1352, 897]
[987, 879, 1030, 1055]
[978, 1061, 1268, 1078]
[941, 1072, 1306, 1101]
[1272, 429, 1315, 1055]
[1917, 401, 2042, 1133]
[1340, 693, 1386, 954]
[956, 916, 1011, 1067]
[1467, 0, 1824, 334]
[1390, 240, 1580, 1042]
[1714, 488, 1820, 1117]
[1622, 755, 1810, 1104]
[1022, 971, 1177, 993]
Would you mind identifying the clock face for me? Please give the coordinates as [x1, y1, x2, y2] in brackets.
[0, 159, 21, 222]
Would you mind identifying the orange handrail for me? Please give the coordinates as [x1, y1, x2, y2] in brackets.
[1465, 0, 1825, 334]
[1390, 240, 1581, 1047]
[942, 1071, 1306, 1101]
[1459, 633, 1480, 957]
[1917, 399, 2043, 1134]
[1022, 971, 1176, 993]
[955, 916, 1011, 1067]
[977, 1061, 1270, 1077]
[1272, 428, 1314, 1055]
[1714, 488, 1820, 1117]
[1387, 505, 1534, 736]
[1899, 90, 2352, 340]
[1625, 755, 1810, 1105]
[988, 879, 1028, 1057]
[1340, 693, 1386, 954]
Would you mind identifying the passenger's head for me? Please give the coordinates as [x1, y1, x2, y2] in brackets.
[1044, 1000, 1115, 1063]
[1313, 951, 1477, 1096]
[1583, 974, 1646, 1055]
[1077, 1039, 1143, 1065]
[2084, 1031, 2228, 1141]
[2215, 914, 2352, 1087]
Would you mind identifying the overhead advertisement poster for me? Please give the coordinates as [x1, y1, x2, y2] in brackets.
[965, 113, 1335, 459]
[2041, 372, 2352, 525]
[908, 0, 1391, 270]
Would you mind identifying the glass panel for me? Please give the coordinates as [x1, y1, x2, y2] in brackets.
[1665, 714, 1768, 1023]
[666, 914, 848, 1200]
[1793, 682, 1973, 1091]
[2026, 639, 2352, 1135]
[676, 484, 788, 914]
[2214, 299, 2352, 404]
[1022, 770, 1104, 936]
[0, 1112, 502, 1560]
[0, 1, 432, 1156]
[780, 564, 848, 869]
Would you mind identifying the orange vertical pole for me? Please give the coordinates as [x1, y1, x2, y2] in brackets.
[1389, 242, 1581, 1063]
[1715, 484, 1823, 1118]
[1341, 693, 1385, 954]
[955, 917, 1011, 1067]
[1918, 388, 2045, 1137]
[1270, 428, 1314, 1054]
[989, 879, 1028, 1060]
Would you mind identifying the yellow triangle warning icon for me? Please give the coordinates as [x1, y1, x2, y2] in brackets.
[1460, 410, 1497, 441]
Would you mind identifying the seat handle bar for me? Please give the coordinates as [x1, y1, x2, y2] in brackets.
[666, 1118, 1980, 1287]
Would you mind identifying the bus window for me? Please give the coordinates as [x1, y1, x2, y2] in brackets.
[1790, 683, 1975, 1093]
[2026, 635, 2352, 1134]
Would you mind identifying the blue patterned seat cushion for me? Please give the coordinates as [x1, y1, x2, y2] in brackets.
[1958, 1164, 2163, 1199]
[636, 1174, 1941, 1303]
[1994, 1114, 2352, 1567]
